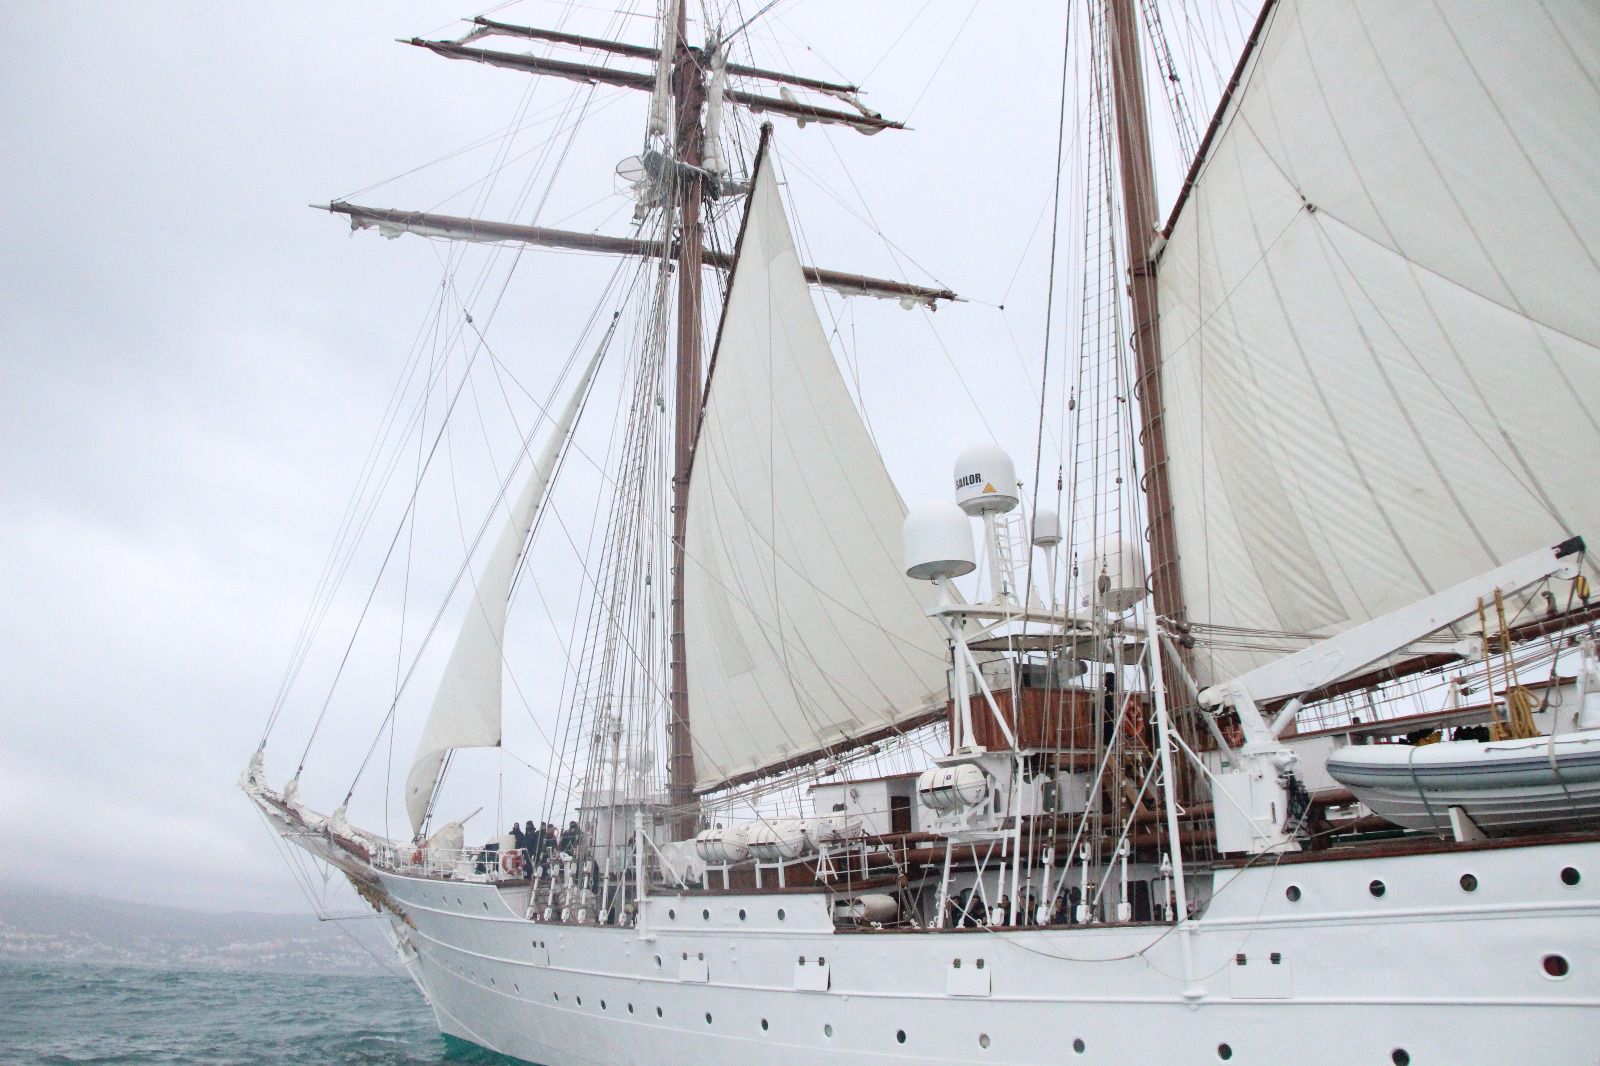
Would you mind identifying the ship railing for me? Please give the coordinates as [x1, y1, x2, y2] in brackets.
[368, 843, 514, 883]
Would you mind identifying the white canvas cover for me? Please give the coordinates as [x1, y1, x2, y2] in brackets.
[405, 344, 604, 834]
[1156, 0, 1600, 686]
[683, 152, 949, 791]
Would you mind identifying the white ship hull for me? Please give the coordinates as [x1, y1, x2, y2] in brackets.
[369, 838, 1600, 1066]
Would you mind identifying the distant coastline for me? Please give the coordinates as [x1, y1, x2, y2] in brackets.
[0, 887, 394, 976]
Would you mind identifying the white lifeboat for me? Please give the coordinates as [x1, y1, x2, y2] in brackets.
[1326, 730, 1600, 835]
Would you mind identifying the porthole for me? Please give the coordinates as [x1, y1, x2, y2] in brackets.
[656, 1006, 663, 1018]
[739, 909, 747, 921]
[1218, 1044, 1233, 1061]
[1392, 1050, 1410, 1066]
[654, 954, 662, 968]
[668, 908, 676, 920]
[627, 1004, 634, 1014]
[705, 1012, 713, 1025]
[1285, 884, 1301, 902]
[1073, 1039, 1086, 1054]
[1460, 873, 1478, 892]
[896, 1030, 907, 1045]
[482, 901, 489, 910]
[703, 908, 711, 921]
[777, 908, 787, 921]
[576, 996, 582, 1006]
[1544, 954, 1571, 979]
[553, 993, 560, 1002]
[1561, 866, 1581, 886]
[761, 1019, 769, 1031]
[513, 984, 520, 994]
[600, 1000, 607, 1011]
[1369, 879, 1386, 898]
[824, 1024, 834, 1039]
[979, 1033, 992, 1050]
[489, 977, 496, 987]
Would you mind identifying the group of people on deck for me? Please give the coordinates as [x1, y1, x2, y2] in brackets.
[947, 887, 1057, 928]
[505, 819, 582, 878]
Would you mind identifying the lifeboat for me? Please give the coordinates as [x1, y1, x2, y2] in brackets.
[1325, 730, 1600, 834]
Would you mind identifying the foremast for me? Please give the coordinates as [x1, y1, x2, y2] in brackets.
[331, 9, 943, 838]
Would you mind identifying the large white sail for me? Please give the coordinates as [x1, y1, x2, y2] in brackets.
[1155, 0, 1600, 686]
[404, 344, 604, 834]
[683, 152, 949, 792]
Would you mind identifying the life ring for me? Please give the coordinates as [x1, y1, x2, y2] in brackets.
[501, 849, 525, 876]
[410, 849, 424, 866]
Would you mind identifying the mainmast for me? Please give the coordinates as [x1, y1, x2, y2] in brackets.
[1105, 0, 1184, 630]
[666, 10, 705, 837]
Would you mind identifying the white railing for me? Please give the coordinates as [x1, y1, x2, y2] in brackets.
[370, 843, 535, 882]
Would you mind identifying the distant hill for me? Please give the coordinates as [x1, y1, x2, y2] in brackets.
[0, 887, 396, 976]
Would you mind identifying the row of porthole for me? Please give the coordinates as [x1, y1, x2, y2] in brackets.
[537, 995, 1035, 1052]
[1279, 875, 1575, 982]
[1218, 1045, 1410, 1064]
[414, 892, 498, 915]
[1283, 865, 1581, 903]
[469, 971, 1450, 1066]
[664, 906, 782, 922]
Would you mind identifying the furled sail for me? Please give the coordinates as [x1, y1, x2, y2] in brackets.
[405, 343, 604, 834]
[684, 147, 949, 792]
[1155, 0, 1600, 686]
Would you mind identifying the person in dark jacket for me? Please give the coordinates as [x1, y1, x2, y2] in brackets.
[559, 820, 580, 855]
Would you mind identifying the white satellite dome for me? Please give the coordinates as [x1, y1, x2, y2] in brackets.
[953, 442, 1019, 516]
[903, 501, 976, 581]
[1032, 508, 1062, 547]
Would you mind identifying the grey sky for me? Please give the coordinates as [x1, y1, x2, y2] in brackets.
[0, 2, 1244, 913]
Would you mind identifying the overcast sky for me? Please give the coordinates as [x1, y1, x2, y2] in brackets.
[0, 2, 1248, 914]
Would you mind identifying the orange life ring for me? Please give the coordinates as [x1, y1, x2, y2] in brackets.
[410, 849, 424, 865]
[501, 848, 525, 876]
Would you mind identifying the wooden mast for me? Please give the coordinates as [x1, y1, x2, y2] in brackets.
[1105, 0, 1183, 633]
[667, 9, 705, 839]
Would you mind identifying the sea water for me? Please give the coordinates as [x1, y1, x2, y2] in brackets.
[0, 961, 519, 1065]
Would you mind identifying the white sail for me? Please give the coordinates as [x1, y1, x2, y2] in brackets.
[683, 152, 949, 792]
[1155, 0, 1600, 686]
[404, 344, 604, 834]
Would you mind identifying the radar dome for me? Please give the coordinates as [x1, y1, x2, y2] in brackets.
[953, 443, 1019, 515]
[1032, 508, 1062, 547]
[903, 501, 976, 581]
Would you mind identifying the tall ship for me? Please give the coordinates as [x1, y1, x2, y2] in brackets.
[245, 2, 1600, 1062]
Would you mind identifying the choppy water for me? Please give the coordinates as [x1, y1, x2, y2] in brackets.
[0, 961, 520, 1065]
